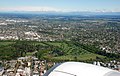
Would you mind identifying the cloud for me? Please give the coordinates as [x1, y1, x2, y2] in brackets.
[0, 6, 120, 12]
[0, 6, 63, 12]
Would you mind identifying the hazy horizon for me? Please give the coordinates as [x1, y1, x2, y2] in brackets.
[0, 0, 120, 12]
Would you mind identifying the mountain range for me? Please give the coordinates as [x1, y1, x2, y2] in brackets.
[0, 11, 120, 16]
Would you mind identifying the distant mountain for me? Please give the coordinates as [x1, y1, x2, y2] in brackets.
[0, 11, 120, 16]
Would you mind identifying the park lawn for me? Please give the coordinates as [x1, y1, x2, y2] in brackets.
[52, 53, 105, 61]
[34, 42, 47, 46]
[26, 52, 33, 56]
[0, 41, 15, 46]
[26, 51, 38, 56]
[45, 42, 68, 47]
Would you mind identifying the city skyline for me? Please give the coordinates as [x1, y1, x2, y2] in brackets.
[0, 0, 120, 12]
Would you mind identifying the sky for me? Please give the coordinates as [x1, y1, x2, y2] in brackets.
[0, 0, 120, 12]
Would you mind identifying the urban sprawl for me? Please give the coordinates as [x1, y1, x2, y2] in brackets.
[0, 13, 120, 76]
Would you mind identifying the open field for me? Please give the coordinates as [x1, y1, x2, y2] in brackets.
[1, 40, 119, 62]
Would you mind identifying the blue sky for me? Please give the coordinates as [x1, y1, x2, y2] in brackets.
[0, 0, 120, 12]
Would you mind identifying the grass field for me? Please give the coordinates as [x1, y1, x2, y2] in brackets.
[0, 40, 106, 61]
[52, 53, 105, 61]
[0, 41, 15, 46]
